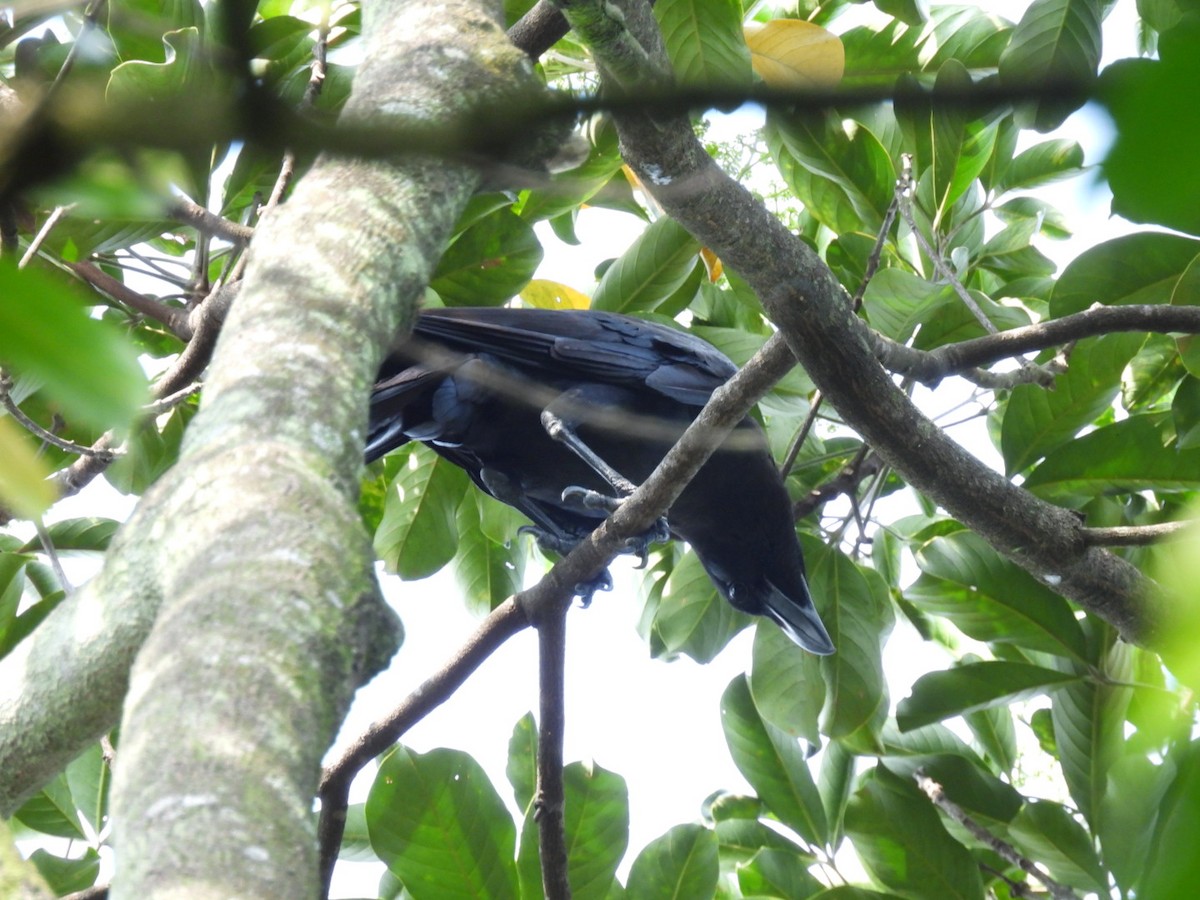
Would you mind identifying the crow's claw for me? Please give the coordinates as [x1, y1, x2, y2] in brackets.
[562, 485, 623, 512]
[574, 569, 613, 606]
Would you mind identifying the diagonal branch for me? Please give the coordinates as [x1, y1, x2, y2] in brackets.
[560, 0, 1162, 647]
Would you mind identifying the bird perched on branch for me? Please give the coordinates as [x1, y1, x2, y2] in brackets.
[367, 306, 834, 655]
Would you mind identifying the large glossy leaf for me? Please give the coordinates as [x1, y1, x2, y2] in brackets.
[721, 675, 828, 846]
[1050, 232, 1200, 317]
[590, 217, 701, 314]
[999, 0, 1102, 131]
[736, 847, 825, 897]
[652, 550, 751, 663]
[654, 0, 752, 88]
[745, 19, 844, 89]
[998, 138, 1084, 191]
[0, 263, 147, 431]
[750, 620, 825, 747]
[917, 5, 1012, 71]
[1100, 20, 1200, 235]
[907, 531, 1088, 661]
[1139, 742, 1200, 900]
[1051, 639, 1132, 826]
[860, 268, 958, 343]
[963, 704, 1018, 775]
[894, 61, 1000, 225]
[897, 661, 1081, 731]
[1098, 753, 1175, 891]
[1008, 799, 1108, 893]
[0, 418, 54, 518]
[1023, 415, 1200, 503]
[517, 761, 629, 900]
[367, 746, 519, 900]
[805, 537, 892, 742]
[766, 110, 894, 234]
[506, 712, 538, 813]
[1000, 332, 1146, 475]
[844, 765, 984, 900]
[431, 208, 543, 306]
[374, 445, 470, 580]
[451, 496, 523, 615]
[626, 823, 718, 900]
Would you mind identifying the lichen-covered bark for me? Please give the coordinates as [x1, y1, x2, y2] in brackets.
[0, 0, 538, 895]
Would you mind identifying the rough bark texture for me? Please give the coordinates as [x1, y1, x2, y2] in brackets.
[557, 0, 1162, 647]
[0, 0, 538, 896]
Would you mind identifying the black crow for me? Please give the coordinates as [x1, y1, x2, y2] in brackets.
[367, 307, 834, 655]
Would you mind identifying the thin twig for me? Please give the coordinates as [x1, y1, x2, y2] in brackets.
[0, 372, 119, 460]
[69, 261, 193, 339]
[141, 382, 203, 417]
[779, 392, 823, 479]
[18, 204, 74, 268]
[1083, 521, 1193, 546]
[33, 517, 72, 594]
[916, 773, 1080, 900]
[167, 196, 254, 245]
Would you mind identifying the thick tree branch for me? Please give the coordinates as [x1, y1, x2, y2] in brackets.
[1084, 522, 1193, 546]
[69, 261, 193, 339]
[875, 305, 1200, 383]
[563, 0, 1161, 647]
[167, 197, 255, 246]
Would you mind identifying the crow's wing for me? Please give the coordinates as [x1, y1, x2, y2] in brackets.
[410, 308, 737, 406]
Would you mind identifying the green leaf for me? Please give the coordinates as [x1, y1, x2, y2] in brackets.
[963, 704, 1017, 775]
[1171, 374, 1200, 449]
[590, 217, 701, 314]
[1100, 20, 1200, 235]
[750, 620, 825, 747]
[883, 754, 1021, 827]
[0, 263, 147, 430]
[0, 418, 55, 519]
[1008, 799, 1108, 893]
[766, 111, 894, 234]
[907, 531, 1088, 660]
[13, 770, 87, 840]
[860, 269, 958, 343]
[736, 847, 825, 898]
[897, 662, 1081, 732]
[654, 0, 752, 89]
[652, 550, 752, 663]
[998, 139, 1084, 191]
[818, 739, 855, 849]
[1098, 753, 1174, 891]
[844, 765, 984, 900]
[451, 495, 523, 615]
[626, 823, 718, 900]
[918, 5, 1012, 71]
[506, 713, 538, 813]
[366, 746, 519, 900]
[721, 675, 828, 846]
[999, 0, 1102, 131]
[1023, 415, 1200, 503]
[108, 0, 205, 62]
[374, 446, 470, 580]
[805, 537, 892, 742]
[1052, 639, 1133, 826]
[431, 208, 543, 306]
[107, 403, 195, 495]
[19, 517, 120, 553]
[1050, 232, 1200, 317]
[1139, 742, 1200, 900]
[29, 848, 101, 895]
[1000, 332, 1146, 475]
[518, 760, 629, 900]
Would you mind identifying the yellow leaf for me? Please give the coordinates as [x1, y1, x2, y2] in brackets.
[745, 20, 845, 90]
[520, 279, 592, 310]
[700, 248, 723, 282]
[0, 417, 56, 519]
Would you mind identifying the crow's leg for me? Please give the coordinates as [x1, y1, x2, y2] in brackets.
[540, 387, 671, 566]
[515, 525, 614, 605]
